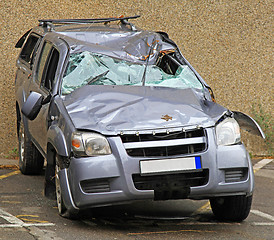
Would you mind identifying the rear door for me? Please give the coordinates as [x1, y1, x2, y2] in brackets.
[15, 32, 42, 100]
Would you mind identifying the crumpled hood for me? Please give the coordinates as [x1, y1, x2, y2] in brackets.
[63, 85, 228, 135]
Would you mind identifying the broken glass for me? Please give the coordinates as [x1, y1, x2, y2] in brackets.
[61, 51, 204, 94]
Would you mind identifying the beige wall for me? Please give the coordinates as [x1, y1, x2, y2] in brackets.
[0, 0, 272, 157]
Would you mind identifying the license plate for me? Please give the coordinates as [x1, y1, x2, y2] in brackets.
[140, 156, 201, 175]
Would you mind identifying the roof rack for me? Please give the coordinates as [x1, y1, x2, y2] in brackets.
[38, 15, 140, 31]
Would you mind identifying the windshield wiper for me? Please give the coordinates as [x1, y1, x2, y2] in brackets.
[87, 70, 110, 85]
[141, 36, 157, 86]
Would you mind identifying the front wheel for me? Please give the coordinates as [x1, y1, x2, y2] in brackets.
[55, 154, 78, 219]
[210, 194, 253, 222]
[18, 122, 44, 175]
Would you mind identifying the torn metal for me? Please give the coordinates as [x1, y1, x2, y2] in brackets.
[59, 29, 172, 63]
[233, 111, 265, 139]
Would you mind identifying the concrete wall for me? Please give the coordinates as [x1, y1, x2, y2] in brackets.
[0, 0, 272, 157]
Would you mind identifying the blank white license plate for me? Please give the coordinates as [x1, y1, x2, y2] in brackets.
[140, 156, 201, 175]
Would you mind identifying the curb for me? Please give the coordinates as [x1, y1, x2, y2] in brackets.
[0, 158, 18, 167]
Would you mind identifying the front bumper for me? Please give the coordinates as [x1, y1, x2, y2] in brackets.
[59, 128, 254, 210]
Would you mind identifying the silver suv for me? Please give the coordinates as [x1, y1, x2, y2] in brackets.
[15, 16, 264, 220]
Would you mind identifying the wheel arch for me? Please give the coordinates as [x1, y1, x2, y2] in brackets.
[16, 101, 21, 137]
[16, 89, 31, 139]
[44, 126, 70, 199]
[47, 125, 70, 158]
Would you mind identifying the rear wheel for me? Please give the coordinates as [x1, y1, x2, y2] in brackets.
[210, 195, 253, 222]
[18, 122, 44, 175]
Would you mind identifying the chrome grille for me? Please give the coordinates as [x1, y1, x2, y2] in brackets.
[121, 129, 207, 157]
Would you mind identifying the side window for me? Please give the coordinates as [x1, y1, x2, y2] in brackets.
[36, 42, 59, 91]
[20, 34, 40, 68]
[36, 42, 52, 85]
[44, 48, 59, 90]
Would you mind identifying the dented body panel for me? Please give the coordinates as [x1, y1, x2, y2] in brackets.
[63, 86, 228, 135]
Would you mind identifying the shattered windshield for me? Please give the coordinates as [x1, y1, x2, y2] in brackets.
[61, 51, 204, 94]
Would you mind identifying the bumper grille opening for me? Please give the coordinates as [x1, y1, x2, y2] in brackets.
[132, 170, 209, 191]
[80, 178, 110, 194]
[225, 168, 248, 183]
[154, 187, 191, 200]
[121, 129, 207, 157]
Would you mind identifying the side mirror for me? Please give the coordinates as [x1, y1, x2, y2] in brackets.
[21, 92, 43, 120]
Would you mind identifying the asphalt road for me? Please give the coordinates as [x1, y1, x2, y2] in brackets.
[0, 158, 273, 240]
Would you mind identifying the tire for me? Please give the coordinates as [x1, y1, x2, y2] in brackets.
[55, 154, 78, 219]
[18, 122, 44, 175]
[210, 194, 253, 222]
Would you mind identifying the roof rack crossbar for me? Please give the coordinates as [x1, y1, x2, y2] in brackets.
[38, 15, 140, 25]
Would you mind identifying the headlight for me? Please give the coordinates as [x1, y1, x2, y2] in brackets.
[216, 118, 241, 146]
[71, 132, 111, 156]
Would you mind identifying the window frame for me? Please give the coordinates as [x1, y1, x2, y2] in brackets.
[35, 41, 60, 93]
[19, 33, 41, 69]
[42, 47, 60, 91]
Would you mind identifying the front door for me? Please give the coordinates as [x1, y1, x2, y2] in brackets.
[28, 41, 60, 155]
